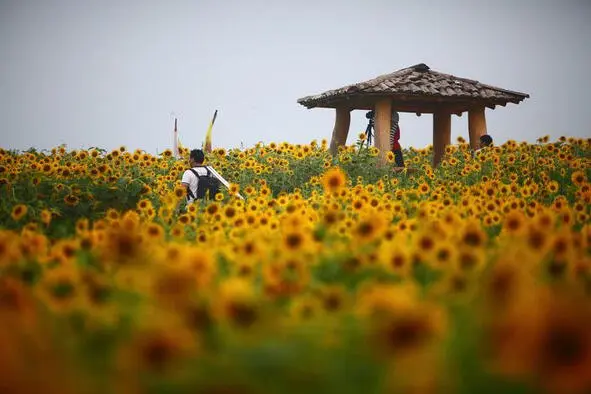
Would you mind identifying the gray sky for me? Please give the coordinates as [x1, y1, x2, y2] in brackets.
[1, 0, 590, 154]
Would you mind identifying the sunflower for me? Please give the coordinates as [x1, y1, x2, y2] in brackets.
[368, 300, 447, 364]
[137, 199, 152, 211]
[158, 206, 173, 223]
[214, 278, 259, 328]
[75, 218, 89, 234]
[140, 184, 152, 194]
[459, 220, 487, 249]
[494, 255, 540, 309]
[321, 208, 342, 227]
[430, 243, 456, 269]
[321, 167, 347, 194]
[170, 224, 185, 239]
[41, 163, 53, 174]
[544, 180, 559, 194]
[224, 206, 237, 220]
[289, 296, 321, 323]
[10, 204, 28, 221]
[173, 184, 186, 199]
[378, 242, 411, 277]
[282, 228, 308, 252]
[224, 183, 239, 197]
[353, 213, 386, 244]
[502, 210, 527, 236]
[105, 208, 120, 221]
[182, 248, 215, 288]
[37, 265, 81, 313]
[201, 202, 218, 217]
[238, 237, 262, 259]
[351, 197, 365, 212]
[101, 226, 144, 266]
[386, 151, 395, 163]
[150, 265, 196, 309]
[413, 230, 438, 260]
[317, 285, 348, 314]
[434, 271, 475, 301]
[571, 170, 586, 186]
[485, 292, 591, 394]
[0, 277, 36, 324]
[454, 247, 485, 274]
[177, 214, 191, 226]
[417, 182, 430, 195]
[524, 223, 551, 254]
[120, 321, 197, 375]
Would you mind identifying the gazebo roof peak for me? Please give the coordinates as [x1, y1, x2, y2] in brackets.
[297, 63, 530, 113]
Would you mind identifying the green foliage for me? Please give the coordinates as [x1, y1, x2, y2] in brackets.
[0, 171, 147, 237]
[0, 137, 589, 394]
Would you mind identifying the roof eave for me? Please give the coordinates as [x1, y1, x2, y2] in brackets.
[298, 93, 529, 111]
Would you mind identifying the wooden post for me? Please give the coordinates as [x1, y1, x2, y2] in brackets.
[329, 107, 351, 156]
[468, 107, 487, 151]
[433, 111, 451, 167]
[374, 98, 392, 166]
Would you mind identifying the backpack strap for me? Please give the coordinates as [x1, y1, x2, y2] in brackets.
[186, 168, 203, 201]
[189, 168, 200, 179]
[190, 166, 211, 178]
[186, 167, 212, 201]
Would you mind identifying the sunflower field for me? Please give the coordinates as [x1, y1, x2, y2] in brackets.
[1, 134, 590, 394]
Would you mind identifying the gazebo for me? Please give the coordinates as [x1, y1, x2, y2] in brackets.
[297, 63, 530, 167]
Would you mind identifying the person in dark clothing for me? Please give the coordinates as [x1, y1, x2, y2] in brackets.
[181, 149, 220, 203]
[365, 110, 405, 167]
[390, 111, 405, 167]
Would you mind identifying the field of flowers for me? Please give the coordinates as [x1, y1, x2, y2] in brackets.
[1, 134, 590, 394]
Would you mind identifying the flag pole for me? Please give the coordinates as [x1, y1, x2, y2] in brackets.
[173, 118, 179, 158]
[204, 109, 218, 153]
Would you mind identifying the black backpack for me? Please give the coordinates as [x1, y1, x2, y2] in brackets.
[188, 167, 220, 200]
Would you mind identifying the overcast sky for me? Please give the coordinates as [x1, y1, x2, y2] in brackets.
[1, 0, 590, 154]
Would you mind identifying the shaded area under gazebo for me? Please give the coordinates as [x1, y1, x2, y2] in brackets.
[297, 63, 530, 167]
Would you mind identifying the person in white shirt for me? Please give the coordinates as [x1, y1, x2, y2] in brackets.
[181, 149, 215, 203]
[471, 134, 494, 158]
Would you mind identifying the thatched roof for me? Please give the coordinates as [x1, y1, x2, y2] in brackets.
[297, 63, 530, 113]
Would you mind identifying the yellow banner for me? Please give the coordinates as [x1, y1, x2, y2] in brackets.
[204, 110, 217, 153]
